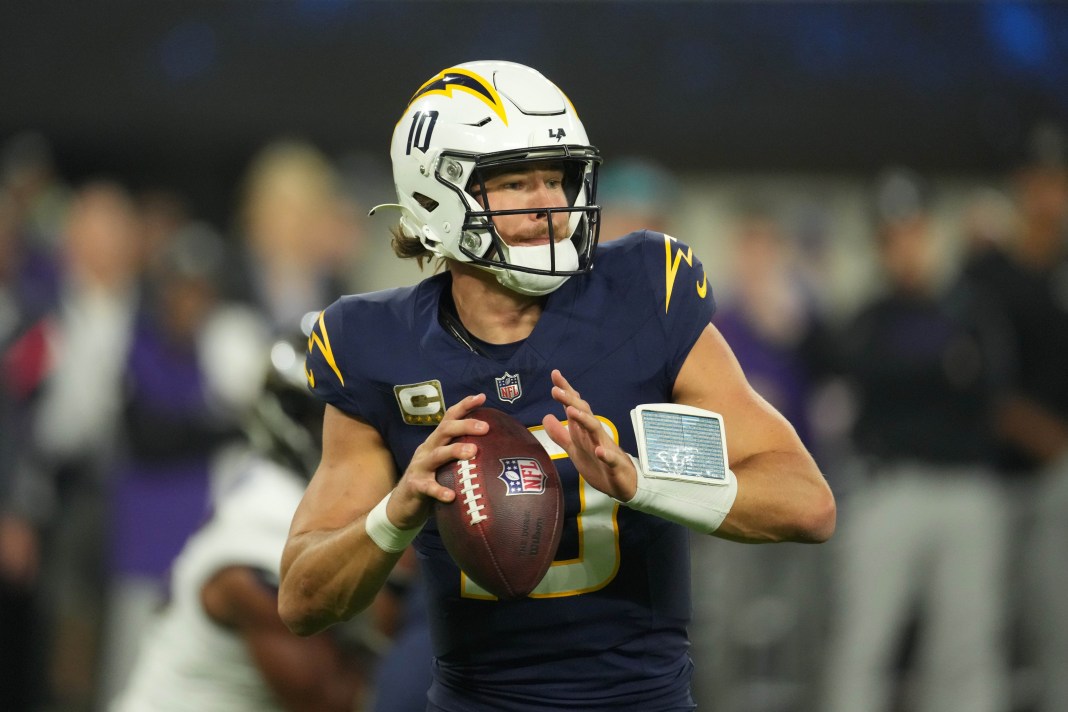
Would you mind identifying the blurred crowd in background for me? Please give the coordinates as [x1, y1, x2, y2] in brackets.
[0, 114, 1066, 712]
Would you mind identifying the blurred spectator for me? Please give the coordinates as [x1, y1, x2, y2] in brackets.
[335, 150, 416, 293]
[595, 155, 678, 240]
[714, 208, 832, 450]
[12, 180, 145, 711]
[0, 190, 21, 343]
[0, 370, 40, 712]
[98, 221, 247, 704]
[0, 136, 66, 328]
[821, 168, 1012, 712]
[692, 208, 834, 712]
[1, 188, 47, 712]
[960, 187, 1017, 267]
[225, 139, 359, 336]
[965, 122, 1068, 712]
[136, 187, 193, 276]
[109, 334, 370, 711]
[0, 131, 72, 251]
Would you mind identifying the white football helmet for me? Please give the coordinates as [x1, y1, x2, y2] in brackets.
[374, 60, 602, 296]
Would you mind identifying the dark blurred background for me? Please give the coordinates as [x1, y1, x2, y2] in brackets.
[3, 1, 1068, 226]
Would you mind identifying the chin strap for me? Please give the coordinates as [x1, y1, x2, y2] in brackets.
[493, 240, 578, 296]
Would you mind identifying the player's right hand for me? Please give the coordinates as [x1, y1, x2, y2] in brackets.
[543, 369, 639, 502]
[387, 393, 489, 529]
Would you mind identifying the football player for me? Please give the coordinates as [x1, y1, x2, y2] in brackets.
[110, 336, 369, 712]
[280, 60, 835, 711]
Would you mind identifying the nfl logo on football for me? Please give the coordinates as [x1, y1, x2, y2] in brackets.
[495, 372, 522, 403]
[498, 458, 546, 495]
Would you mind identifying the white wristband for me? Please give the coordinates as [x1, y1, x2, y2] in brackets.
[365, 492, 423, 554]
[619, 455, 738, 534]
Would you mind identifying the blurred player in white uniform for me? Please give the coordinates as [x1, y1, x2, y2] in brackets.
[109, 334, 370, 712]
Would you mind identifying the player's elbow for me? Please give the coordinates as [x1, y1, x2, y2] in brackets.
[795, 485, 836, 543]
[277, 592, 315, 637]
[277, 576, 335, 637]
[278, 568, 378, 637]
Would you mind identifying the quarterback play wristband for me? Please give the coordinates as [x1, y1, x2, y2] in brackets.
[365, 492, 423, 554]
[618, 404, 739, 533]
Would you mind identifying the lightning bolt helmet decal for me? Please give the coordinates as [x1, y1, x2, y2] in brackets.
[407, 67, 509, 125]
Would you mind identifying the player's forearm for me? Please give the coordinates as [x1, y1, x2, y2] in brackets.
[714, 450, 836, 544]
[278, 522, 400, 636]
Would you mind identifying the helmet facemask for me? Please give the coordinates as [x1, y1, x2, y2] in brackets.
[444, 150, 601, 296]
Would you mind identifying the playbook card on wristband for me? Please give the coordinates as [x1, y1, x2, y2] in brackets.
[630, 404, 729, 484]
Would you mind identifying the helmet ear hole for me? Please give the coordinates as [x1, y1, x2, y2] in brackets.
[413, 193, 439, 212]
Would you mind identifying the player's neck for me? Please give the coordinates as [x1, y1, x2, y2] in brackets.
[449, 262, 544, 344]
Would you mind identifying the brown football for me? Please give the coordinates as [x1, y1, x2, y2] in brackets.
[434, 406, 563, 600]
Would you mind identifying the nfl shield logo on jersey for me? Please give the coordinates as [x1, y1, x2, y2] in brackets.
[498, 458, 546, 495]
[494, 372, 522, 403]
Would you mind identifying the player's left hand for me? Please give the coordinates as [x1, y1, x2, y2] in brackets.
[543, 369, 638, 502]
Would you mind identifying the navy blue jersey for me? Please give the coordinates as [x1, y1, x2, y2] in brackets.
[306, 231, 715, 710]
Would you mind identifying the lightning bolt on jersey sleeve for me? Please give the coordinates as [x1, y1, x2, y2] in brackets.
[304, 285, 430, 422]
[646, 231, 716, 373]
[592, 231, 716, 388]
[304, 301, 357, 414]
